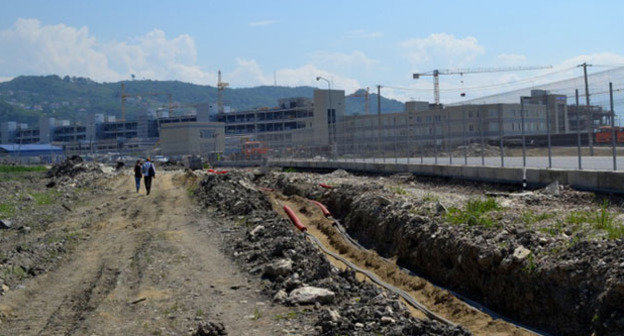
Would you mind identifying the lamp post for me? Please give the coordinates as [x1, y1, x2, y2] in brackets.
[316, 76, 335, 158]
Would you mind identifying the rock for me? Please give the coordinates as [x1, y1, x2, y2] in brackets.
[354, 322, 364, 328]
[0, 219, 12, 229]
[193, 321, 227, 336]
[263, 259, 293, 277]
[381, 316, 396, 324]
[326, 308, 341, 322]
[1, 284, 9, 295]
[513, 245, 531, 261]
[543, 180, 560, 196]
[249, 225, 264, 236]
[273, 289, 288, 302]
[289, 286, 335, 305]
[19, 226, 31, 234]
[435, 201, 447, 214]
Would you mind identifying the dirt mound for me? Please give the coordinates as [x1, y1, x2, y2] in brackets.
[47, 156, 97, 178]
[195, 170, 272, 216]
[194, 170, 469, 335]
[265, 170, 624, 336]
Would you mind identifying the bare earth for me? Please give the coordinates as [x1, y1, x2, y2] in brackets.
[0, 172, 299, 336]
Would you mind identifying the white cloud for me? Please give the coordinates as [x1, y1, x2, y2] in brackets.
[226, 58, 361, 93]
[400, 33, 485, 67]
[344, 29, 383, 39]
[309, 50, 378, 70]
[0, 18, 216, 84]
[496, 53, 527, 65]
[248, 20, 278, 27]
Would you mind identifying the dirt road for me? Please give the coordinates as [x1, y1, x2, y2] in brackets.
[0, 172, 302, 335]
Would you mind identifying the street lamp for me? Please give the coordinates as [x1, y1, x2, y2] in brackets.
[316, 77, 335, 157]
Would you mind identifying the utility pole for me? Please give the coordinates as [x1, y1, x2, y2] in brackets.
[580, 62, 594, 155]
[610, 82, 616, 170]
[575, 89, 582, 170]
[377, 85, 381, 159]
[121, 82, 126, 121]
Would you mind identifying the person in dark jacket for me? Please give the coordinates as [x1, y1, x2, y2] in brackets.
[142, 157, 156, 195]
[134, 160, 142, 192]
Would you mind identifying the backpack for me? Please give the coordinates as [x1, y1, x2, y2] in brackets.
[148, 164, 155, 177]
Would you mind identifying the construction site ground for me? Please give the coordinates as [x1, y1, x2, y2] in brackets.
[0, 172, 310, 335]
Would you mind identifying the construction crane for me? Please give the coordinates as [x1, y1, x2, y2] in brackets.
[217, 70, 229, 113]
[121, 83, 173, 121]
[347, 87, 370, 115]
[412, 65, 553, 105]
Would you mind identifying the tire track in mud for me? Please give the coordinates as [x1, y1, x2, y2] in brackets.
[40, 262, 120, 335]
[267, 191, 536, 336]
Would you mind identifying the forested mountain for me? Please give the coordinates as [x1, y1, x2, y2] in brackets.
[0, 75, 405, 124]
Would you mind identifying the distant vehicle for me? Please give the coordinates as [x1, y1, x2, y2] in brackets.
[595, 126, 624, 144]
[242, 141, 268, 160]
[153, 155, 169, 163]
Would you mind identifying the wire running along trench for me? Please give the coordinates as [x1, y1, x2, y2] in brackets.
[277, 193, 550, 336]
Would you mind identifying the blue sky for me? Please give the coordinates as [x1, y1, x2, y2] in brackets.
[0, 0, 623, 102]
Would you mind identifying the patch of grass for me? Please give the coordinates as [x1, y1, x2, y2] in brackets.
[422, 193, 439, 202]
[252, 308, 262, 320]
[540, 220, 565, 236]
[284, 167, 297, 173]
[560, 201, 624, 239]
[522, 252, 538, 274]
[274, 310, 300, 320]
[390, 186, 407, 195]
[520, 211, 555, 227]
[0, 165, 46, 173]
[0, 202, 16, 219]
[446, 197, 501, 228]
[30, 190, 61, 205]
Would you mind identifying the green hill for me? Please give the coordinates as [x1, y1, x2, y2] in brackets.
[0, 75, 405, 124]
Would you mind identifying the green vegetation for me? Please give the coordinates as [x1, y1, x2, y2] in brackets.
[252, 308, 262, 320]
[0, 202, 16, 219]
[390, 186, 407, 195]
[284, 167, 297, 173]
[422, 193, 439, 202]
[0, 165, 47, 173]
[520, 211, 555, 227]
[446, 197, 501, 228]
[0, 75, 406, 123]
[539, 201, 624, 239]
[31, 190, 61, 205]
[522, 252, 538, 274]
[273, 310, 301, 320]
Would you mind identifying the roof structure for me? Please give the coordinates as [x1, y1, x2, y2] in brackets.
[0, 144, 63, 152]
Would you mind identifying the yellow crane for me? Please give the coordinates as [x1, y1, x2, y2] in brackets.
[217, 70, 229, 113]
[347, 87, 370, 115]
[413, 65, 553, 105]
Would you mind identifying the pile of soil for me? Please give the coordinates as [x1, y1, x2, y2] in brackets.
[194, 171, 469, 335]
[260, 170, 624, 336]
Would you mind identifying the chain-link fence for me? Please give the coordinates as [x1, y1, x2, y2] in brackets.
[219, 66, 624, 171]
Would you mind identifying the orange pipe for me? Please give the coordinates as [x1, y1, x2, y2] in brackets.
[319, 183, 334, 189]
[309, 200, 331, 217]
[283, 205, 307, 232]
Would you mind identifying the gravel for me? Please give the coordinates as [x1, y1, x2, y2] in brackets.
[194, 170, 470, 336]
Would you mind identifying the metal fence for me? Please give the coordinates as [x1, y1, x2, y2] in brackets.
[222, 66, 624, 171]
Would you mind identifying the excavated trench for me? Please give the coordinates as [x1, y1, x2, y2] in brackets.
[267, 191, 536, 336]
[264, 171, 624, 336]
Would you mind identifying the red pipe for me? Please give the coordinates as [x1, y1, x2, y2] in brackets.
[207, 169, 216, 173]
[258, 187, 274, 192]
[309, 200, 331, 217]
[283, 205, 307, 232]
[319, 183, 334, 189]
[216, 170, 228, 175]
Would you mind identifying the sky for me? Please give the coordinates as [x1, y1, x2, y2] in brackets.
[0, 0, 623, 103]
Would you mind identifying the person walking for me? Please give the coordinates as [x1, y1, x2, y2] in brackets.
[133, 160, 143, 192]
[142, 157, 156, 195]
